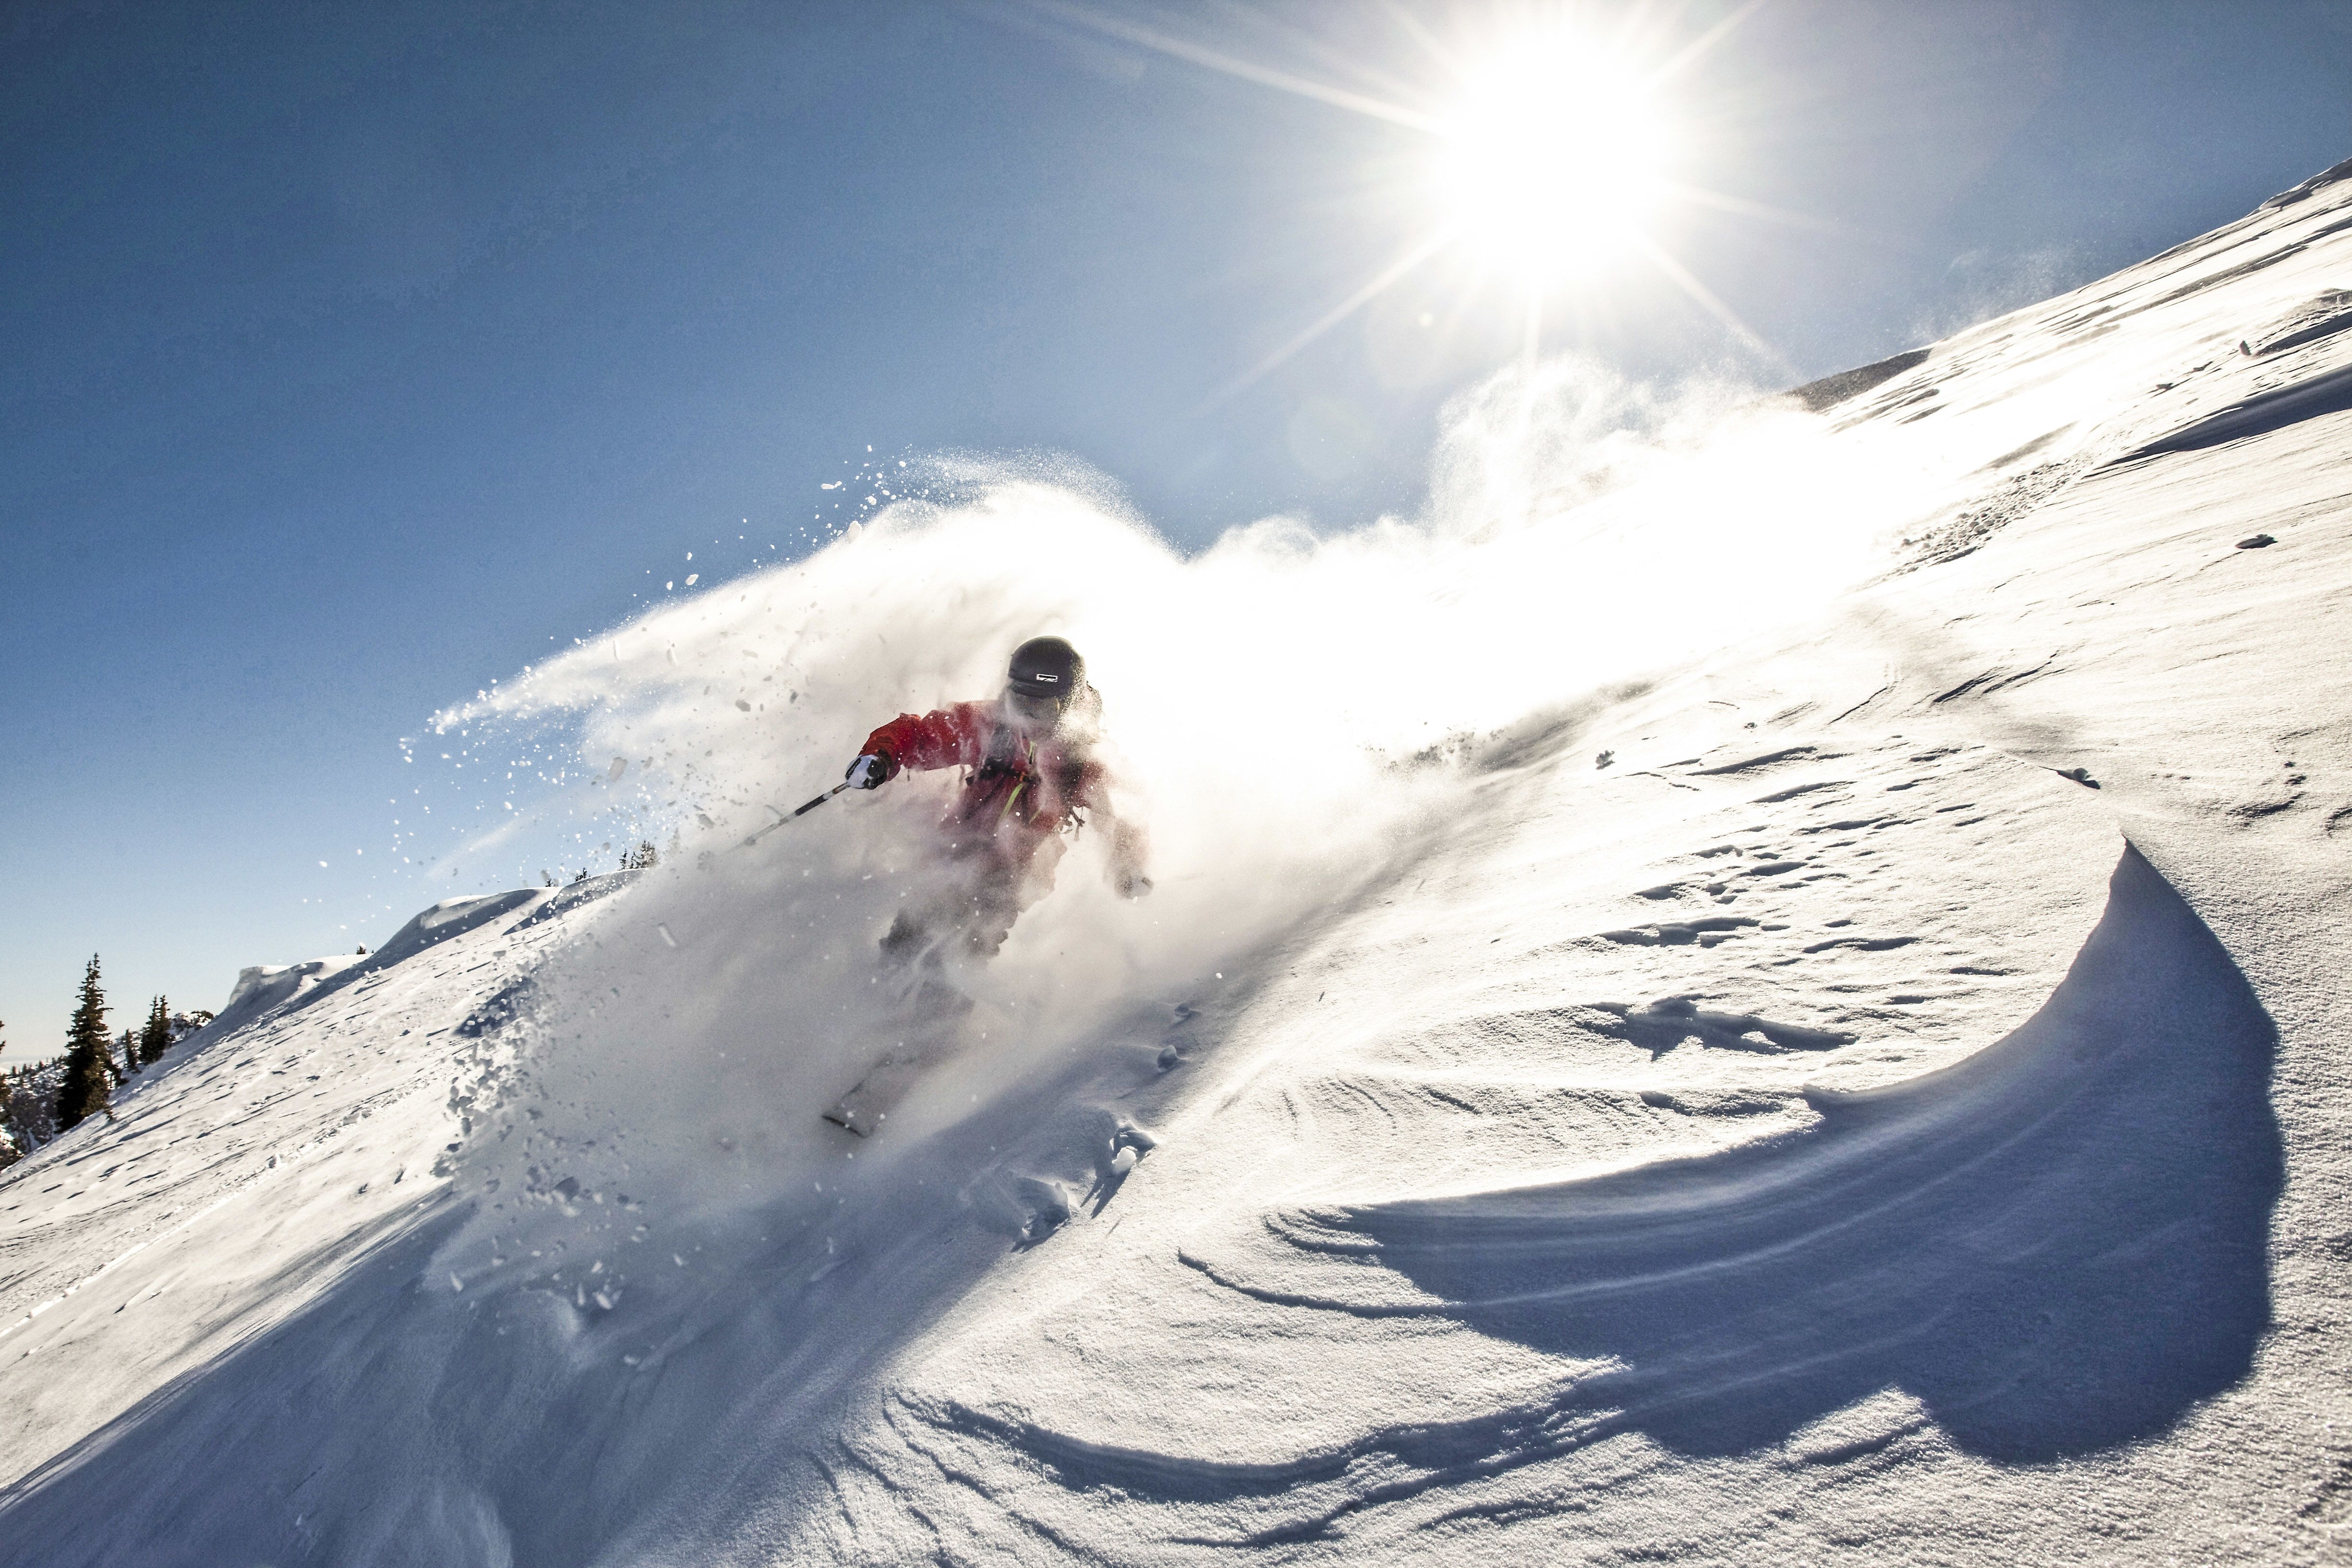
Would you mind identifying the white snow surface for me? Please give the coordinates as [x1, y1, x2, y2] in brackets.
[6, 162, 2352, 1564]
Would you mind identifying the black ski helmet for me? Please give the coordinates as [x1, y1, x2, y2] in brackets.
[1007, 636, 1084, 706]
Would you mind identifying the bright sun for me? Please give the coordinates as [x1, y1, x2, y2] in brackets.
[1043, 3, 1768, 394]
[1431, 30, 1678, 286]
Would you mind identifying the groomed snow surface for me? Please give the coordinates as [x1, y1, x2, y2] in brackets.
[5, 161, 2352, 1565]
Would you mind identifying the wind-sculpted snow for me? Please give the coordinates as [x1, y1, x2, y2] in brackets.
[1222, 847, 2278, 1467]
[2127, 359, 2352, 457]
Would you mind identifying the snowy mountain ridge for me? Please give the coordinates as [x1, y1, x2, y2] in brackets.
[3, 159, 2351, 1564]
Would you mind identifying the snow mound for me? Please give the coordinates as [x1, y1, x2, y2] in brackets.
[1232, 846, 2277, 1464]
[208, 955, 365, 1037]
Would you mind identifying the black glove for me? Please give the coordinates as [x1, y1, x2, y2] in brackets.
[845, 754, 890, 790]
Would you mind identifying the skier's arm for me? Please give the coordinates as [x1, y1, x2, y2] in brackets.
[1077, 756, 1153, 897]
[857, 704, 990, 781]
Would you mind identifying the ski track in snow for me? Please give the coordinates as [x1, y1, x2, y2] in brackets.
[5, 161, 2352, 1564]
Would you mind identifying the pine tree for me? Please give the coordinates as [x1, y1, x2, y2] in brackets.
[137, 997, 171, 1068]
[58, 955, 112, 1131]
[3, 1061, 60, 1153]
[116, 1028, 137, 1080]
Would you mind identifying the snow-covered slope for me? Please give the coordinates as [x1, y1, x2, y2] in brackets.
[4, 160, 2350, 1565]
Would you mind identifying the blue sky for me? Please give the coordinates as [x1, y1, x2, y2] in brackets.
[4, 0, 2348, 1054]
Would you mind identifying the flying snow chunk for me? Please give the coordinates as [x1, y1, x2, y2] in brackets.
[686, 574, 699, 586]
[608, 758, 628, 782]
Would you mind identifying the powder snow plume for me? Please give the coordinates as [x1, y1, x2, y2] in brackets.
[419, 354, 1990, 1254]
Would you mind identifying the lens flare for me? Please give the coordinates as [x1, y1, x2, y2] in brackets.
[1431, 28, 1677, 285]
[988, 3, 1781, 398]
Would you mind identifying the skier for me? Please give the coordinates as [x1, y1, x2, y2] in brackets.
[843, 636, 1150, 973]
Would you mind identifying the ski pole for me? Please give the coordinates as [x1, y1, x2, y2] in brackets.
[741, 781, 852, 848]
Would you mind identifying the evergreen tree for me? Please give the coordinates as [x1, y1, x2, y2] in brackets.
[116, 1028, 137, 1080]
[58, 955, 112, 1131]
[3, 1060, 61, 1154]
[137, 996, 172, 1067]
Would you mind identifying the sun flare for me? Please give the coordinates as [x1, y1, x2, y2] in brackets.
[1431, 29, 1678, 286]
[1041, 2, 1779, 394]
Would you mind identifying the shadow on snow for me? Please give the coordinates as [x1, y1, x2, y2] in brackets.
[1336, 843, 2281, 1462]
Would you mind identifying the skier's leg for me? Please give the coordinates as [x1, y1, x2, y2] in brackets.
[877, 905, 938, 966]
[959, 872, 1023, 959]
[876, 849, 972, 973]
[957, 830, 1062, 959]
[828, 840, 1030, 1135]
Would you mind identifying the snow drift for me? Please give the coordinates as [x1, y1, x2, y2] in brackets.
[1223, 845, 2279, 1464]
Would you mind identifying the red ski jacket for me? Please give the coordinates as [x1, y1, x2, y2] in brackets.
[861, 694, 1143, 876]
